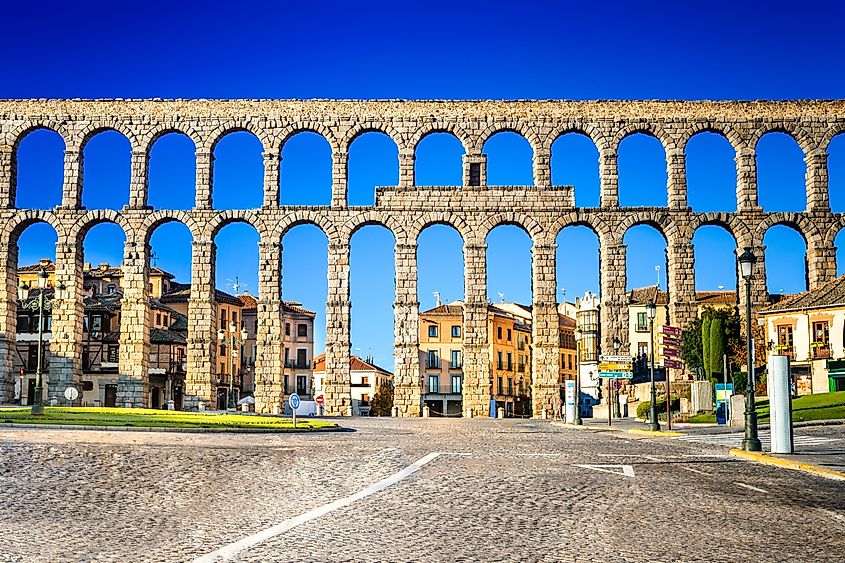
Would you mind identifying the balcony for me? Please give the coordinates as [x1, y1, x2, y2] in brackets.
[285, 360, 310, 369]
[812, 344, 831, 360]
[635, 323, 649, 333]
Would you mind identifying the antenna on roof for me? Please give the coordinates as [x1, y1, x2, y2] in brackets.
[150, 251, 158, 268]
[558, 288, 566, 302]
[498, 292, 505, 303]
[655, 265, 661, 288]
[433, 291, 441, 307]
[226, 276, 247, 294]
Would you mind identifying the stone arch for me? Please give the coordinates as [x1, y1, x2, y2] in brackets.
[75, 120, 140, 151]
[611, 122, 674, 152]
[273, 121, 340, 154]
[409, 211, 470, 244]
[139, 211, 201, 247]
[475, 121, 541, 155]
[687, 213, 750, 247]
[548, 122, 608, 153]
[477, 212, 544, 245]
[141, 123, 202, 156]
[410, 123, 472, 154]
[271, 211, 339, 246]
[69, 210, 133, 247]
[617, 211, 677, 245]
[750, 123, 817, 156]
[2, 211, 64, 249]
[820, 123, 845, 154]
[679, 122, 746, 153]
[341, 120, 403, 153]
[754, 212, 820, 248]
[824, 215, 845, 247]
[202, 121, 272, 154]
[342, 211, 407, 247]
[205, 211, 269, 242]
[550, 212, 611, 245]
[8, 121, 71, 152]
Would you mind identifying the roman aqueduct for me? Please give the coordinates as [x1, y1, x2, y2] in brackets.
[0, 99, 843, 416]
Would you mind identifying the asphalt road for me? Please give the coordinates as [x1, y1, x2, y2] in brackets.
[0, 419, 843, 562]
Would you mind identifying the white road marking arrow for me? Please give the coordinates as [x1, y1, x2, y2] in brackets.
[573, 464, 636, 477]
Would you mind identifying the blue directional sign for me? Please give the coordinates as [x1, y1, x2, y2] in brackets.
[289, 393, 301, 410]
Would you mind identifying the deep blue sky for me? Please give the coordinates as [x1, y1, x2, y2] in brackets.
[8, 0, 845, 372]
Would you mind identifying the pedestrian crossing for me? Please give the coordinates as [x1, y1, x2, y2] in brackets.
[672, 431, 839, 449]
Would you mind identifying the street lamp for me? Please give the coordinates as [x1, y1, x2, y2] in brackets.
[573, 327, 583, 425]
[18, 267, 61, 416]
[646, 300, 660, 431]
[612, 336, 622, 418]
[217, 321, 249, 410]
[738, 247, 762, 452]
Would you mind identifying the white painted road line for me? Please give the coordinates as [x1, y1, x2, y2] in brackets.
[192, 452, 442, 562]
[680, 466, 708, 476]
[574, 464, 636, 477]
[734, 482, 769, 493]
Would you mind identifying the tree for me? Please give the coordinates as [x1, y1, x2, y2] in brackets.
[370, 380, 394, 417]
[709, 316, 725, 379]
[701, 316, 712, 378]
[681, 316, 704, 377]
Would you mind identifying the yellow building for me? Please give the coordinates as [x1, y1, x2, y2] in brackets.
[558, 311, 577, 386]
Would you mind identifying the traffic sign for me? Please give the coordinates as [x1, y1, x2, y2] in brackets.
[64, 386, 79, 402]
[600, 355, 633, 362]
[661, 325, 682, 336]
[599, 371, 632, 379]
[289, 393, 301, 410]
[315, 394, 324, 406]
[659, 336, 682, 347]
[599, 361, 633, 371]
[663, 358, 684, 370]
[661, 346, 681, 358]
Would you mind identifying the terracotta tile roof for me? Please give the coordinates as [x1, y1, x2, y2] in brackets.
[150, 328, 187, 345]
[420, 303, 464, 315]
[763, 275, 845, 313]
[282, 301, 316, 317]
[160, 282, 243, 306]
[695, 290, 737, 305]
[559, 314, 576, 327]
[628, 285, 668, 305]
[238, 292, 258, 309]
[312, 353, 393, 376]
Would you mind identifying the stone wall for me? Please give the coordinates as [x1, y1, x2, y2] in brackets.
[0, 99, 843, 415]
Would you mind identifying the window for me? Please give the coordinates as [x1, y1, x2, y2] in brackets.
[108, 346, 118, 363]
[811, 320, 831, 359]
[360, 393, 370, 406]
[451, 374, 462, 394]
[220, 344, 228, 356]
[636, 312, 648, 331]
[497, 351, 503, 370]
[507, 352, 512, 371]
[469, 162, 481, 186]
[450, 349, 462, 369]
[91, 315, 102, 333]
[637, 342, 649, 361]
[777, 325, 795, 358]
[107, 284, 116, 294]
[497, 376, 503, 394]
[428, 325, 438, 338]
[507, 377, 513, 395]
[232, 312, 238, 325]
[82, 346, 90, 371]
[284, 374, 289, 394]
[220, 309, 227, 326]
[507, 329, 511, 341]
[568, 354, 573, 370]
[156, 313, 161, 325]
[296, 375, 307, 395]
[284, 347, 290, 366]
[497, 326, 502, 340]
[298, 323, 308, 337]
[428, 375, 439, 393]
[220, 362, 226, 374]
[27, 345, 38, 370]
[362, 376, 369, 385]
[427, 350, 440, 369]
[296, 348, 308, 368]
[451, 325, 461, 338]
[17, 315, 31, 333]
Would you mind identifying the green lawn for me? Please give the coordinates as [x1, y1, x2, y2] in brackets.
[0, 407, 339, 431]
[686, 391, 845, 424]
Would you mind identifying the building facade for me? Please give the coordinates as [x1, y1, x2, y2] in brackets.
[313, 353, 392, 416]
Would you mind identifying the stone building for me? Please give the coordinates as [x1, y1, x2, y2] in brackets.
[1, 99, 843, 416]
[313, 353, 392, 416]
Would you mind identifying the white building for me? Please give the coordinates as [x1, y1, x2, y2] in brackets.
[312, 354, 393, 416]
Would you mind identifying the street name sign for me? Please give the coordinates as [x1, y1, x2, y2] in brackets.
[599, 354, 633, 379]
[663, 359, 684, 369]
[660, 336, 681, 347]
[661, 325, 682, 336]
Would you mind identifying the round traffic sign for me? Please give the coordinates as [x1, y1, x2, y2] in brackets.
[289, 393, 301, 410]
[64, 386, 79, 402]
[315, 394, 324, 406]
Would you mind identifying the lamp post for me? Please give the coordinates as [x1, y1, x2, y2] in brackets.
[573, 327, 582, 425]
[647, 300, 660, 431]
[18, 268, 62, 416]
[738, 247, 762, 452]
[218, 321, 249, 411]
[612, 336, 622, 418]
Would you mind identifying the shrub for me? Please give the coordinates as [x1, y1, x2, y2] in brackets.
[636, 396, 681, 420]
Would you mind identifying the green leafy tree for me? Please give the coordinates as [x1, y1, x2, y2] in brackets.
[681, 316, 703, 377]
[370, 380, 394, 417]
[709, 317, 725, 379]
[701, 316, 712, 377]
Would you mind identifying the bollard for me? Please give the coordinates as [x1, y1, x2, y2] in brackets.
[198, 402, 205, 412]
[542, 408, 548, 420]
[768, 354, 794, 454]
[241, 403, 249, 413]
[466, 408, 473, 419]
[497, 406, 505, 419]
[272, 403, 280, 415]
[391, 406, 399, 417]
[347, 405, 354, 417]
[423, 405, 430, 418]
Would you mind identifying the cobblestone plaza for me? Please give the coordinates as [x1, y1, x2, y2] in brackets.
[0, 419, 843, 562]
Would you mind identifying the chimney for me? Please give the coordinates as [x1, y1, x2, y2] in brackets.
[39, 258, 52, 267]
[99, 263, 109, 270]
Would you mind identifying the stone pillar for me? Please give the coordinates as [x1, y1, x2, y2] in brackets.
[393, 243, 421, 416]
[128, 149, 149, 209]
[807, 244, 837, 290]
[533, 147, 551, 187]
[263, 151, 280, 208]
[48, 242, 84, 402]
[735, 148, 759, 211]
[331, 150, 348, 208]
[254, 241, 284, 413]
[805, 151, 830, 213]
[398, 147, 415, 188]
[0, 147, 14, 209]
[195, 150, 213, 210]
[667, 148, 687, 209]
[61, 149, 83, 209]
[462, 242, 490, 417]
[462, 154, 487, 187]
[324, 241, 351, 415]
[531, 242, 560, 417]
[184, 239, 216, 409]
[599, 148, 619, 207]
[0, 242, 17, 402]
[117, 240, 150, 407]
[667, 241, 697, 381]
[599, 241, 628, 353]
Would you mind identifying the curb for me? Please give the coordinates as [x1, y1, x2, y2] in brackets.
[627, 428, 684, 437]
[0, 422, 342, 434]
[729, 448, 845, 482]
[549, 422, 612, 431]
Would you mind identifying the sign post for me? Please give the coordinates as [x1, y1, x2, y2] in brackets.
[63, 386, 79, 406]
[659, 325, 684, 430]
[599, 355, 633, 427]
[315, 394, 324, 417]
[289, 393, 301, 429]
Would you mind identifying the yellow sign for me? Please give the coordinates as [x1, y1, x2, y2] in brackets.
[599, 362, 633, 371]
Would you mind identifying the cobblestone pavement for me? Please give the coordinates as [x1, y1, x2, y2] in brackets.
[1, 419, 843, 562]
